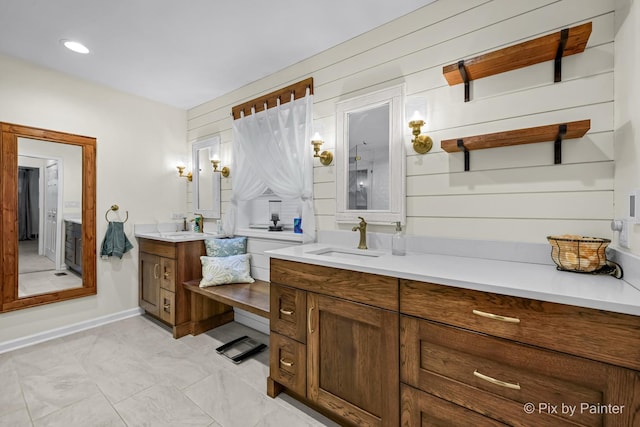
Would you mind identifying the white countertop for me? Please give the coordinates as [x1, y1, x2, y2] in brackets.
[265, 243, 640, 317]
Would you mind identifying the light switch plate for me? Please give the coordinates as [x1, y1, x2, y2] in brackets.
[630, 191, 640, 224]
[619, 219, 630, 249]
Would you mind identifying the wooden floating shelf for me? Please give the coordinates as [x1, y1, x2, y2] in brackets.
[443, 22, 592, 101]
[441, 119, 591, 171]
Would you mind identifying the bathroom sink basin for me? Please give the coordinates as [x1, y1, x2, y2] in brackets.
[136, 231, 220, 241]
[306, 247, 384, 260]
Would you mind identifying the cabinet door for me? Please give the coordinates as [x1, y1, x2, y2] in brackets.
[139, 252, 160, 316]
[307, 293, 399, 427]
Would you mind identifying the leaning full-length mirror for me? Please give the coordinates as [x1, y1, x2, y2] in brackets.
[192, 136, 221, 219]
[335, 85, 406, 224]
[1, 123, 96, 312]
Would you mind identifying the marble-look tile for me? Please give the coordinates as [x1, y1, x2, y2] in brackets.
[145, 348, 215, 390]
[256, 405, 335, 427]
[82, 352, 160, 404]
[272, 394, 340, 426]
[0, 368, 27, 417]
[115, 384, 212, 427]
[185, 369, 282, 427]
[19, 362, 100, 421]
[32, 393, 124, 427]
[0, 408, 32, 427]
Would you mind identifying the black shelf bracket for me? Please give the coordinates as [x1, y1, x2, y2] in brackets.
[457, 139, 470, 171]
[554, 124, 568, 164]
[457, 60, 470, 102]
[554, 28, 569, 82]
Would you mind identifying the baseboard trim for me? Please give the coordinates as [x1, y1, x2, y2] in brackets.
[0, 307, 143, 354]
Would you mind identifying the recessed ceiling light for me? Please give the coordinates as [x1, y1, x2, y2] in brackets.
[61, 39, 90, 54]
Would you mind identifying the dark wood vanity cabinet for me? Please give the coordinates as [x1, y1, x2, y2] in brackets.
[268, 259, 640, 426]
[64, 220, 82, 274]
[138, 238, 205, 337]
[269, 259, 399, 427]
[399, 280, 640, 427]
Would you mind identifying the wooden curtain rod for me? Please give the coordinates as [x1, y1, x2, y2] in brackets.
[231, 77, 314, 120]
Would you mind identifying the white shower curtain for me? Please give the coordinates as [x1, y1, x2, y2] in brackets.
[225, 91, 316, 243]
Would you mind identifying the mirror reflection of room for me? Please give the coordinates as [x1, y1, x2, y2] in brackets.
[347, 104, 390, 211]
[17, 137, 83, 297]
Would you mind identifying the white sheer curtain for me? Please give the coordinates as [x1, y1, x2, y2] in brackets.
[224, 90, 316, 243]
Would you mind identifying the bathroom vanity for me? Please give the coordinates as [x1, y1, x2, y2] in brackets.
[138, 238, 205, 337]
[266, 243, 640, 427]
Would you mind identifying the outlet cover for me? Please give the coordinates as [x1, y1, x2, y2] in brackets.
[171, 212, 185, 220]
[619, 219, 630, 249]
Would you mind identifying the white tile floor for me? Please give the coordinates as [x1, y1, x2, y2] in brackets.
[0, 316, 339, 427]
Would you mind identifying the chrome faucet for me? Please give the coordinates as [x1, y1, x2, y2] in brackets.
[352, 216, 368, 250]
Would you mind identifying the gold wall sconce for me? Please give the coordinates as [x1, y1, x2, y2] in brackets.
[408, 111, 433, 154]
[211, 158, 230, 177]
[176, 165, 192, 181]
[311, 132, 333, 166]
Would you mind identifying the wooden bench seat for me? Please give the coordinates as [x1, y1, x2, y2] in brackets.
[182, 279, 269, 335]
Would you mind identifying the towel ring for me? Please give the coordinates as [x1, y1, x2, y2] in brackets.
[106, 204, 128, 223]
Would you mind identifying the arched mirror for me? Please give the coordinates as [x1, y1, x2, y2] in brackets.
[192, 136, 221, 218]
[1, 123, 96, 312]
[335, 84, 406, 224]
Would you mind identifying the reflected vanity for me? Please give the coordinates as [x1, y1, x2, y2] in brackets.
[1, 123, 96, 312]
[335, 84, 406, 224]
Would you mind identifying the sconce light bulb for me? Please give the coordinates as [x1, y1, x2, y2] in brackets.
[312, 132, 323, 141]
[410, 110, 423, 122]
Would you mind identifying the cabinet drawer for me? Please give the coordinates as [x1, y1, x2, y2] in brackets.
[270, 332, 306, 396]
[401, 384, 506, 427]
[271, 259, 398, 311]
[400, 280, 640, 370]
[160, 258, 176, 292]
[139, 239, 176, 259]
[159, 288, 175, 325]
[270, 284, 306, 343]
[401, 316, 639, 427]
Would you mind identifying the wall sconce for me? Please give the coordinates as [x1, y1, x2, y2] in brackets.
[311, 132, 333, 166]
[176, 163, 192, 181]
[408, 110, 433, 154]
[210, 154, 230, 177]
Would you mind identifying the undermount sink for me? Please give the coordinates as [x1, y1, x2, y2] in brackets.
[136, 230, 220, 241]
[306, 247, 384, 260]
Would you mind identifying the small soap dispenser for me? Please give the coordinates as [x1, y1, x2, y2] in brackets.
[392, 221, 406, 256]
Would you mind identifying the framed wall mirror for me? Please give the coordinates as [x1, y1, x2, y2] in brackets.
[335, 84, 406, 224]
[192, 136, 221, 219]
[1, 123, 96, 312]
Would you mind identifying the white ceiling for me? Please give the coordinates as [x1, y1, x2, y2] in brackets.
[0, 0, 436, 110]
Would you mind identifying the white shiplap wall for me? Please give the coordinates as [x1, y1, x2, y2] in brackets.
[187, 0, 615, 248]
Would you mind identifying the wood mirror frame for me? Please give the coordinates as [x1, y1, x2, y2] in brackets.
[0, 123, 96, 312]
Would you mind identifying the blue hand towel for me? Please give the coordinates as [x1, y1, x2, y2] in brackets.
[100, 221, 134, 259]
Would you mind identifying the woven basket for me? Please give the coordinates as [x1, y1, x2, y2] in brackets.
[547, 235, 610, 273]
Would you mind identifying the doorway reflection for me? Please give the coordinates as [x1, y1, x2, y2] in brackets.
[18, 138, 82, 297]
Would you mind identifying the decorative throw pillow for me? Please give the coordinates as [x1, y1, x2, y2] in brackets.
[204, 236, 247, 257]
[199, 254, 254, 287]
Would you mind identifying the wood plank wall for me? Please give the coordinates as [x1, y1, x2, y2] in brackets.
[186, 0, 615, 244]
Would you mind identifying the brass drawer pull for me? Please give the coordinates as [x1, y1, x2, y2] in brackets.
[279, 358, 294, 367]
[308, 306, 315, 334]
[474, 370, 521, 390]
[473, 309, 520, 324]
[279, 308, 294, 316]
[163, 303, 171, 312]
